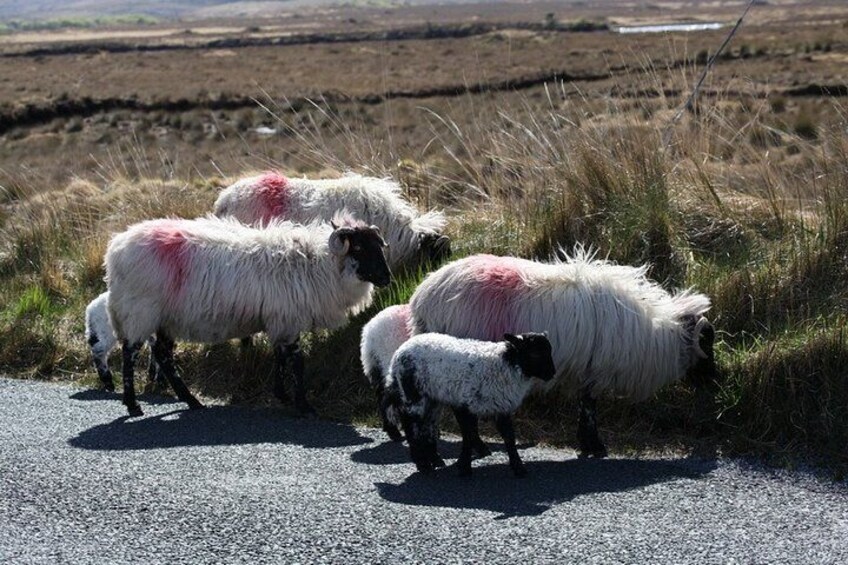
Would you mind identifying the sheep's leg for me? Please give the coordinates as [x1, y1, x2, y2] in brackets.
[375, 378, 402, 442]
[144, 336, 167, 389]
[468, 415, 492, 459]
[453, 406, 478, 477]
[121, 341, 143, 417]
[577, 388, 607, 458]
[151, 332, 203, 410]
[404, 403, 441, 473]
[274, 339, 315, 416]
[495, 414, 526, 477]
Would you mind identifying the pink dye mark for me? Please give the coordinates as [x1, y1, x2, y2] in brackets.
[389, 304, 412, 340]
[256, 172, 290, 224]
[145, 221, 191, 301]
[466, 255, 528, 341]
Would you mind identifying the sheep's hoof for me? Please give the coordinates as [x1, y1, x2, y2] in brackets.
[384, 426, 403, 442]
[415, 462, 434, 474]
[578, 446, 608, 459]
[126, 404, 144, 417]
[101, 381, 115, 393]
[188, 400, 205, 410]
[473, 441, 492, 459]
[432, 456, 446, 468]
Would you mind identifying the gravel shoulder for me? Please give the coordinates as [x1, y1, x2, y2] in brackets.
[1, 377, 846, 564]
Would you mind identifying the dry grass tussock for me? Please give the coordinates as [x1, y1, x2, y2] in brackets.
[1, 79, 847, 472]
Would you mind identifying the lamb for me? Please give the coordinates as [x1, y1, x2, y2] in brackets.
[386, 332, 555, 476]
[213, 172, 450, 270]
[85, 291, 160, 391]
[408, 250, 717, 459]
[359, 303, 412, 441]
[105, 214, 391, 417]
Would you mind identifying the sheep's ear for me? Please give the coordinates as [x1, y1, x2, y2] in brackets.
[330, 220, 339, 230]
[370, 225, 388, 247]
[329, 230, 350, 256]
[503, 333, 522, 347]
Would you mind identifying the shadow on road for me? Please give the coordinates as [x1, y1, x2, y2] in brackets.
[69, 388, 183, 407]
[68, 405, 372, 451]
[351, 438, 537, 466]
[375, 457, 717, 519]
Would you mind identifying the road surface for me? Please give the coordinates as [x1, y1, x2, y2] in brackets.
[1, 378, 846, 564]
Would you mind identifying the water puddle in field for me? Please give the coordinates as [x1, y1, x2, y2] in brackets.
[616, 22, 724, 34]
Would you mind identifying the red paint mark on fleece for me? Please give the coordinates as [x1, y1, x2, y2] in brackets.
[389, 304, 412, 340]
[256, 172, 290, 224]
[467, 255, 527, 341]
[146, 221, 191, 301]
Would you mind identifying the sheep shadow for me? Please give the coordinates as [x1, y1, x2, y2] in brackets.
[351, 438, 537, 466]
[69, 388, 184, 407]
[68, 405, 372, 451]
[375, 457, 717, 520]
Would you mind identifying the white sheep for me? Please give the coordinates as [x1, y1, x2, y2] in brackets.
[408, 250, 717, 458]
[213, 172, 450, 270]
[85, 291, 159, 391]
[386, 332, 555, 476]
[105, 214, 391, 417]
[359, 303, 412, 441]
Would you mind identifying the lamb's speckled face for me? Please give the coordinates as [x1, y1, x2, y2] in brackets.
[504, 332, 556, 382]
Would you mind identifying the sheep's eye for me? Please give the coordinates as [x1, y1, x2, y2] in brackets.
[353, 245, 362, 252]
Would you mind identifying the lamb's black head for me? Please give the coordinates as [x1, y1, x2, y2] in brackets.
[686, 316, 718, 389]
[329, 222, 392, 287]
[418, 232, 451, 266]
[503, 332, 556, 382]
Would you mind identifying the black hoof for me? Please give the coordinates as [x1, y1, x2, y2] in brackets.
[578, 446, 608, 459]
[188, 400, 205, 410]
[415, 462, 434, 474]
[384, 426, 403, 442]
[126, 404, 144, 417]
[473, 442, 492, 459]
[102, 381, 115, 393]
[432, 456, 446, 468]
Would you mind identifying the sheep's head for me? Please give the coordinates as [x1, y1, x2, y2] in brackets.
[685, 316, 718, 389]
[503, 332, 556, 382]
[330, 221, 392, 287]
[418, 232, 451, 267]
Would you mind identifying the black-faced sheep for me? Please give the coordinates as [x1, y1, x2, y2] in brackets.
[408, 251, 717, 458]
[213, 172, 450, 271]
[359, 303, 412, 441]
[105, 215, 391, 417]
[386, 332, 555, 477]
[85, 291, 160, 391]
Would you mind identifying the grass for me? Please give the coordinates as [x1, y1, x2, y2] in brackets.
[1, 67, 847, 475]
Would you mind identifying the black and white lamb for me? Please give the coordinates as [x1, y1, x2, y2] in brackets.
[213, 172, 450, 271]
[105, 215, 391, 417]
[386, 332, 555, 477]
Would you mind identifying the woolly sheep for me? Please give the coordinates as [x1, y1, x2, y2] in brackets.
[386, 332, 555, 476]
[105, 215, 391, 417]
[85, 291, 160, 391]
[213, 172, 450, 270]
[408, 250, 717, 458]
[359, 303, 412, 441]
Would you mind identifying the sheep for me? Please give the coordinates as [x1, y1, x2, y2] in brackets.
[359, 303, 412, 441]
[213, 172, 450, 271]
[85, 291, 161, 391]
[408, 250, 717, 459]
[386, 332, 555, 476]
[105, 214, 391, 417]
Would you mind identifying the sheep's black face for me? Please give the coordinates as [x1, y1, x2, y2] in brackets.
[335, 226, 392, 287]
[418, 233, 451, 266]
[686, 318, 719, 389]
[504, 332, 556, 382]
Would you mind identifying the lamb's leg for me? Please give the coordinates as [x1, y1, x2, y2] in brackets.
[121, 341, 143, 417]
[404, 401, 440, 473]
[453, 406, 478, 477]
[375, 377, 402, 441]
[468, 415, 492, 459]
[577, 388, 607, 458]
[151, 332, 203, 410]
[495, 414, 526, 477]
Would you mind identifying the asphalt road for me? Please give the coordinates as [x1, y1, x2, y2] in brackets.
[1, 378, 846, 564]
